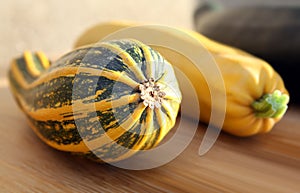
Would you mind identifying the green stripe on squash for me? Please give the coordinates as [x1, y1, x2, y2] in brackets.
[8, 39, 182, 163]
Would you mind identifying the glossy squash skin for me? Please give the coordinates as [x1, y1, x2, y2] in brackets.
[194, 5, 300, 103]
[74, 21, 290, 137]
[8, 39, 182, 162]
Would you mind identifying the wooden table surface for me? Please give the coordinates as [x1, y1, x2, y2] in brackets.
[1, 1, 300, 192]
[1, 80, 300, 192]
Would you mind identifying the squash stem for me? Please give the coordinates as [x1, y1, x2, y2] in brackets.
[252, 90, 289, 119]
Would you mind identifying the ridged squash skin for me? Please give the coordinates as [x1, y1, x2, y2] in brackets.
[74, 21, 290, 137]
[8, 39, 182, 162]
[194, 5, 300, 104]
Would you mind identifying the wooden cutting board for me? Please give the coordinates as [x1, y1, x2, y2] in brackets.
[1, 83, 299, 193]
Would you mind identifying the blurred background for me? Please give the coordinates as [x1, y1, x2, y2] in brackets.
[1, 0, 298, 66]
[0, 0, 194, 78]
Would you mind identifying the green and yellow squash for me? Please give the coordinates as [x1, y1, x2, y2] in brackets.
[8, 39, 182, 162]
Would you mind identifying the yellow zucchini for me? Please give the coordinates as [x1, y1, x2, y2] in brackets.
[74, 21, 289, 136]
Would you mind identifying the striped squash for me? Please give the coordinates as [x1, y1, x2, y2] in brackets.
[8, 39, 182, 163]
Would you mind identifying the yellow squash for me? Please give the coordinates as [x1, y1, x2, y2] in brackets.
[74, 21, 289, 136]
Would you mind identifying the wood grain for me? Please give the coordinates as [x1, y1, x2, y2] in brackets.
[1, 84, 300, 193]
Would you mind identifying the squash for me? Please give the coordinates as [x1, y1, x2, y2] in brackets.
[194, 5, 300, 103]
[8, 39, 182, 162]
[73, 21, 290, 136]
